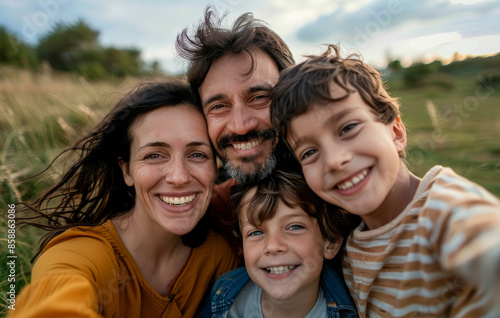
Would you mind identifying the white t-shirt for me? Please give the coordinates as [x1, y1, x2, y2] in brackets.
[226, 280, 326, 318]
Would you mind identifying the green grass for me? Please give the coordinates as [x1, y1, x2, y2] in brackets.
[387, 75, 500, 196]
[0, 66, 138, 316]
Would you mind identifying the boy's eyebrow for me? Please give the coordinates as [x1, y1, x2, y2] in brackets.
[240, 212, 311, 228]
[291, 108, 353, 151]
[281, 212, 311, 220]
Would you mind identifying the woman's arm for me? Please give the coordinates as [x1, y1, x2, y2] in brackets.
[10, 230, 120, 318]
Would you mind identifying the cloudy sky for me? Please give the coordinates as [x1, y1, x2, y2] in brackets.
[1, 0, 499, 74]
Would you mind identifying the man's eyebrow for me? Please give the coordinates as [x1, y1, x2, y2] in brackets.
[245, 83, 273, 94]
[202, 93, 227, 109]
[291, 108, 353, 151]
[202, 84, 273, 109]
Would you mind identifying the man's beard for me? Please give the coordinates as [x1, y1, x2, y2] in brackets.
[223, 151, 277, 183]
[217, 129, 277, 183]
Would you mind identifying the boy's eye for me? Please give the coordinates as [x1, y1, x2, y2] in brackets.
[288, 224, 304, 230]
[248, 230, 264, 237]
[300, 149, 317, 161]
[340, 123, 358, 136]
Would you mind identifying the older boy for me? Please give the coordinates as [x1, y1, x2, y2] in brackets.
[271, 44, 500, 317]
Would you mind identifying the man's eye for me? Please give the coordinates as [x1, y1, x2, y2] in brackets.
[252, 95, 268, 101]
[209, 104, 226, 112]
[249, 94, 271, 108]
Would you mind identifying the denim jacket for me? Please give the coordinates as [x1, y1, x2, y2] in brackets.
[204, 264, 358, 318]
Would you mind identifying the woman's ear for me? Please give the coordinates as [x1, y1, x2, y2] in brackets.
[392, 115, 407, 153]
[118, 158, 134, 187]
[324, 237, 343, 260]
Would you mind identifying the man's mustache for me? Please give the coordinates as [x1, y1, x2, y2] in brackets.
[217, 129, 276, 149]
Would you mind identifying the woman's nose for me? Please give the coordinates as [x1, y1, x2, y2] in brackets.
[165, 158, 192, 185]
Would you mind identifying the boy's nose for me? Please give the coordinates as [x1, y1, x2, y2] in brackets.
[324, 146, 352, 172]
[263, 232, 288, 255]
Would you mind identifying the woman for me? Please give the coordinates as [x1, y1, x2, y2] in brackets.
[11, 80, 238, 317]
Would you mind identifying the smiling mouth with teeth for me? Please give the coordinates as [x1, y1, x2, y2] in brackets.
[159, 194, 196, 206]
[337, 169, 369, 190]
[265, 265, 297, 275]
[231, 139, 263, 150]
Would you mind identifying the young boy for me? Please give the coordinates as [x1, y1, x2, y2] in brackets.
[270, 44, 500, 317]
[207, 170, 359, 318]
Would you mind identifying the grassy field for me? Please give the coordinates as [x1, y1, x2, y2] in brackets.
[0, 67, 147, 315]
[0, 65, 499, 315]
[388, 74, 500, 197]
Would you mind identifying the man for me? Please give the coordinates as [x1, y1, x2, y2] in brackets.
[176, 7, 295, 184]
[176, 7, 296, 254]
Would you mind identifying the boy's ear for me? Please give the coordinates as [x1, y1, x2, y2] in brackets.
[324, 237, 343, 260]
[392, 116, 407, 153]
[118, 158, 134, 187]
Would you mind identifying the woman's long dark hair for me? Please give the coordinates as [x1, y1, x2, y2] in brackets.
[18, 79, 211, 260]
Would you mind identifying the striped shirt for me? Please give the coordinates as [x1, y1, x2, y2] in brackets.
[343, 165, 500, 318]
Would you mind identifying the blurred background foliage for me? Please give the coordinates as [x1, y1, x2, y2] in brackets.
[0, 20, 159, 81]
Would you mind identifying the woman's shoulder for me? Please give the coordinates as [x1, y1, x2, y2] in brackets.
[32, 221, 120, 282]
[190, 230, 240, 272]
[201, 230, 234, 252]
[18, 221, 123, 317]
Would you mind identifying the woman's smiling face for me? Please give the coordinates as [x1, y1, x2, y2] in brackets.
[119, 104, 216, 236]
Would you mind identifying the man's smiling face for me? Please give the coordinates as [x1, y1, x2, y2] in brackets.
[199, 48, 280, 182]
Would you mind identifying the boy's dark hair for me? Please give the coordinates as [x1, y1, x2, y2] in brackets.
[271, 44, 405, 158]
[229, 169, 356, 245]
[176, 6, 295, 103]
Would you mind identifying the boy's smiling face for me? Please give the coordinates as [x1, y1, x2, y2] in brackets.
[240, 192, 338, 304]
[287, 83, 407, 229]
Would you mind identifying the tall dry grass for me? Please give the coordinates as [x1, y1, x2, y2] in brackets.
[0, 66, 153, 315]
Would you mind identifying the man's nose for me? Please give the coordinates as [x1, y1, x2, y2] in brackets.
[226, 103, 259, 135]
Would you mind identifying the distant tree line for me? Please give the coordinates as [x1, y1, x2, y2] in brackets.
[387, 52, 500, 90]
[0, 20, 162, 80]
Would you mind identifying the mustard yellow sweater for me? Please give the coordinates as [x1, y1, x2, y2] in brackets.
[11, 220, 238, 317]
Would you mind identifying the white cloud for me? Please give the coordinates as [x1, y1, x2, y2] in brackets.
[408, 32, 462, 50]
[0, 0, 498, 73]
[438, 34, 500, 57]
